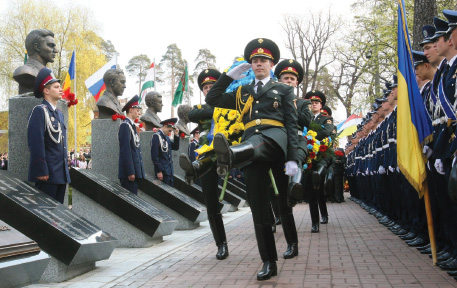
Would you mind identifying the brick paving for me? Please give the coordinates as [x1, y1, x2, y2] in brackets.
[28, 193, 457, 288]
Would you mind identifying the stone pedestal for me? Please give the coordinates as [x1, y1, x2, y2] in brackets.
[8, 96, 68, 181]
[0, 251, 50, 287]
[0, 171, 117, 283]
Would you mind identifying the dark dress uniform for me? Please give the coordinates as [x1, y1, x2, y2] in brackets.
[151, 124, 179, 186]
[333, 148, 346, 202]
[206, 39, 299, 281]
[28, 68, 70, 204]
[118, 96, 145, 195]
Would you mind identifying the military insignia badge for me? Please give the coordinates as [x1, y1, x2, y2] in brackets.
[289, 59, 294, 63]
[205, 69, 208, 73]
[51, 116, 55, 122]
[258, 48, 264, 53]
[326, 119, 332, 124]
[273, 90, 278, 94]
[423, 29, 428, 38]
[273, 101, 279, 108]
[258, 38, 263, 43]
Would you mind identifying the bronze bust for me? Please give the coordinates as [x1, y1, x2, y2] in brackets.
[140, 91, 163, 130]
[13, 29, 57, 95]
[175, 105, 192, 136]
[96, 69, 125, 119]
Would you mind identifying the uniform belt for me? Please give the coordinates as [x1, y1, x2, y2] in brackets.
[388, 138, 396, 143]
[383, 144, 389, 149]
[245, 119, 284, 130]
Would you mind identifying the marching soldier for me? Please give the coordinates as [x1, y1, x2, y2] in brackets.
[28, 68, 70, 204]
[151, 118, 180, 186]
[118, 95, 145, 195]
[180, 68, 230, 260]
[206, 38, 299, 280]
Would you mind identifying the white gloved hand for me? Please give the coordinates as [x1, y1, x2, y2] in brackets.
[434, 159, 445, 175]
[285, 161, 299, 176]
[226, 63, 251, 80]
[423, 145, 433, 159]
[388, 166, 395, 172]
[378, 165, 386, 174]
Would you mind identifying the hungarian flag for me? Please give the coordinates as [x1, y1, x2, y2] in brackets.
[140, 62, 155, 103]
[172, 66, 188, 107]
[62, 51, 75, 99]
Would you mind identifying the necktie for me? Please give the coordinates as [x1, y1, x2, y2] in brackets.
[256, 81, 263, 94]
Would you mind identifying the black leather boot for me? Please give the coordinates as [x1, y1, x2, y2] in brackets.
[213, 133, 254, 176]
[312, 165, 325, 190]
[311, 222, 319, 233]
[254, 224, 278, 281]
[310, 202, 320, 233]
[321, 215, 328, 224]
[287, 165, 303, 207]
[281, 213, 298, 259]
[208, 213, 229, 260]
[179, 153, 214, 185]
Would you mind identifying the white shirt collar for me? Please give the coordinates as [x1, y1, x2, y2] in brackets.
[448, 54, 457, 67]
[254, 77, 270, 86]
[45, 100, 56, 111]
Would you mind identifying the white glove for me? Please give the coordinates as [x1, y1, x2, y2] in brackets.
[434, 159, 445, 175]
[226, 63, 251, 80]
[378, 166, 386, 174]
[423, 145, 433, 159]
[285, 161, 299, 176]
[388, 166, 395, 172]
[396, 167, 400, 173]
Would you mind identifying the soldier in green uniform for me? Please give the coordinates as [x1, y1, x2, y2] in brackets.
[179, 69, 229, 260]
[206, 38, 299, 281]
[303, 91, 334, 232]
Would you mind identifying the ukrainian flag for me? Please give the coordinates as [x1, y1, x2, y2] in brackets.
[397, 0, 433, 198]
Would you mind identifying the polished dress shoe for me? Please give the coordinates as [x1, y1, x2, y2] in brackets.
[430, 249, 447, 258]
[257, 261, 277, 280]
[437, 251, 453, 262]
[320, 216, 328, 224]
[272, 224, 276, 233]
[417, 243, 431, 251]
[420, 247, 432, 254]
[393, 229, 409, 236]
[216, 242, 229, 260]
[283, 243, 298, 259]
[399, 232, 416, 240]
[311, 223, 319, 233]
[439, 258, 457, 270]
[447, 270, 457, 276]
[275, 217, 281, 225]
[407, 238, 428, 247]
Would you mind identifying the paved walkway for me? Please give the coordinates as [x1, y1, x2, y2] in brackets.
[28, 194, 456, 288]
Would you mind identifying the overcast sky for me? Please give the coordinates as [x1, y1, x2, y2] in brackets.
[1, 0, 356, 123]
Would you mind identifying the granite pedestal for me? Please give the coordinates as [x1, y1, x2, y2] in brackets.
[0, 171, 117, 283]
[69, 169, 178, 247]
[0, 251, 50, 288]
[8, 96, 68, 181]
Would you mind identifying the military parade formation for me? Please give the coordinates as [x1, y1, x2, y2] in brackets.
[18, 5, 457, 285]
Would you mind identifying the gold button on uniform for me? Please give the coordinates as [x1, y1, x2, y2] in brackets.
[256, 101, 259, 103]
[255, 129, 259, 133]
[255, 110, 258, 113]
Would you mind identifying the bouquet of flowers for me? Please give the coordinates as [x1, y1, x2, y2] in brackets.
[302, 125, 334, 170]
[195, 107, 244, 156]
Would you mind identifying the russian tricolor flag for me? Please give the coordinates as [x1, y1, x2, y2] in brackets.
[84, 58, 117, 101]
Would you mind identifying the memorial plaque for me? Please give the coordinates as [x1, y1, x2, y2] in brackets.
[225, 181, 247, 201]
[139, 174, 207, 223]
[232, 179, 247, 190]
[70, 169, 178, 237]
[0, 220, 40, 259]
[173, 175, 231, 214]
[0, 171, 117, 266]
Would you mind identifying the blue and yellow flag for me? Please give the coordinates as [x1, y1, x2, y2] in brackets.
[397, 0, 433, 198]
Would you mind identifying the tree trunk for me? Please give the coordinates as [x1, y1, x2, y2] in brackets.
[413, 0, 436, 50]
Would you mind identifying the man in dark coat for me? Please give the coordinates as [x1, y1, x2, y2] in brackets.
[118, 95, 145, 195]
[206, 38, 299, 281]
[28, 68, 70, 204]
[151, 118, 179, 186]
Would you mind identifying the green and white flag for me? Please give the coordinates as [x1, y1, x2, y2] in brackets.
[140, 62, 155, 103]
[172, 66, 188, 107]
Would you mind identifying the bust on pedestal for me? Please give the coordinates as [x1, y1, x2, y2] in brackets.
[175, 105, 192, 136]
[13, 29, 57, 95]
[96, 69, 126, 119]
[140, 91, 163, 130]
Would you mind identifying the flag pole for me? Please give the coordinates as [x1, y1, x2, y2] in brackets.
[423, 182, 437, 264]
[74, 48, 77, 157]
[154, 57, 156, 92]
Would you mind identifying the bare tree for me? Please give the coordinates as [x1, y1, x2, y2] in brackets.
[281, 10, 343, 97]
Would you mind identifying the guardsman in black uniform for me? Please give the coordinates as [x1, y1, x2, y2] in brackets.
[333, 147, 346, 203]
[180, 68, 230, 260]
[206, 38, 299, 280]
[321, 105, 336, 203]
[151, 118, 179, 186]
[28, 68, 70, 204]
[303, 91, 333, 232]
[118, 95, 144, 195]
[188, 127, 200, 163]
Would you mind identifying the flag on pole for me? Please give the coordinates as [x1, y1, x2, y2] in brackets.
[140, 62, 155, 103]
[396, 0, 433, 198]
[172, 66, 188, 107]
[84, 58, 117, 101]
[63, 51, 75, 99]
[337, 112, 364, 139]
